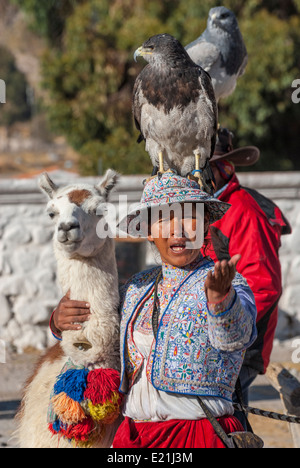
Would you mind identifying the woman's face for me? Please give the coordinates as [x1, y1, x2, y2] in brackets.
[148, 203, 209, 268]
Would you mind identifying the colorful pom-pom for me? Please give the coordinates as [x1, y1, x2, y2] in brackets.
[71, 424, 105, 448]
[49, 419, 62, 435]
[84, 368, 122, 405]
[53, 368, 89, 402]
[61, 416, 95, 442]
[87, 392, 120, 424]
[48, 365, 122, 446]
[51, 392, 86, 425]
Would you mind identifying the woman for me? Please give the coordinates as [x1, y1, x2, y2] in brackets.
[51, 172, 257, 448]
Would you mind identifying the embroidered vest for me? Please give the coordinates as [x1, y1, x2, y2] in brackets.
[119, 258, 255, 402]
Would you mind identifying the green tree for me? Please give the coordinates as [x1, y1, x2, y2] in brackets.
[14, 0, 300, 174]
[0, 46, 31, 126]
[41, 0, 168, 175]
[11, 0, 84, 47]
[219, 8, 300, 171]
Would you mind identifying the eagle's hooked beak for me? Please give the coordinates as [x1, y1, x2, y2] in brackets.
[134, 47, 143, 62]
[134, 46, 153, 62]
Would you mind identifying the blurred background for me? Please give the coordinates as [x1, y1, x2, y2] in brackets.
[0, 0, 300, 178]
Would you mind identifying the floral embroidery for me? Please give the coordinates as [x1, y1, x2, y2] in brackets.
[177, 363, 193, 380]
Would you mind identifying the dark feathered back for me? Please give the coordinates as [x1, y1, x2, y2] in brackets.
[132, 33, 218, 189]
[135, 34, 214, 115]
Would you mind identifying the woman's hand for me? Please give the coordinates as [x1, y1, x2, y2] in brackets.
[51, 291, 91, 334]
[205, 255, 241, 303]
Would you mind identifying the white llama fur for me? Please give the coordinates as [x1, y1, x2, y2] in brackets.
[16, 170, 121, 448]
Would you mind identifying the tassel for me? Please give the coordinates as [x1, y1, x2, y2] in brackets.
[53, 368, 89, 402]
[71, 425, 105, 448]
[84, 368, 122, 405]
[72, 439, 94, 449]
[48, 365, 122, 446]
[87, 392, 120, 424]
[51, 392, 87, 425]
[61, 417, 95, 442]
[48, 419, 62, 435]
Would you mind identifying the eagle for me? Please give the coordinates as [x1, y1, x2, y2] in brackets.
[133, 33, 218, 194]
[185, 7, 248, 102]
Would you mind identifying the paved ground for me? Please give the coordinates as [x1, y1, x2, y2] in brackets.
[248, 375, 294, 448]
[0, 341, 298, 448]
[0, 351, 39, 448]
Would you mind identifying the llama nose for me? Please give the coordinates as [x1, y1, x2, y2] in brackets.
[58, 221, 80, 232]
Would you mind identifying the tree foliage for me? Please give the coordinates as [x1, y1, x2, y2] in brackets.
[0, 46, 31, 126]
[14, 0, 300, 174]
[11, 0, 84, 47]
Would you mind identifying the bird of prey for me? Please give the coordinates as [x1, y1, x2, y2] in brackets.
[133, 33, 218, 194]
[185, 6, 248, 102]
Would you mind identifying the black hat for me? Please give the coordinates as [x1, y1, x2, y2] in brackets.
[211, 127, 260, 167]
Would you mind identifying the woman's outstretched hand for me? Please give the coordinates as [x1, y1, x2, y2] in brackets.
[51, 290, 91, 335]
[205, 254, 241, 303]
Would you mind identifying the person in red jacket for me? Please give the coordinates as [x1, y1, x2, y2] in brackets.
[204, 128, 292, 426]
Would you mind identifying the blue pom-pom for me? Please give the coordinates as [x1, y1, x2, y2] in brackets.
[53, 368, 89, 402]
[52, 419, 62, 433]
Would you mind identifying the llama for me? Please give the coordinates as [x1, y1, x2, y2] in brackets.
[16, 170, 122, 448]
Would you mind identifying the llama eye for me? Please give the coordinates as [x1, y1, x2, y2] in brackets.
[48, 212, 56, 219]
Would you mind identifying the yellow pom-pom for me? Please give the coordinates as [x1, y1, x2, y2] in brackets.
[51, 392, 86, 425]
[88, 392, 120, 424]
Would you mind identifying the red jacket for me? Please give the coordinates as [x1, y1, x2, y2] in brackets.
[204, 174, 291, 374]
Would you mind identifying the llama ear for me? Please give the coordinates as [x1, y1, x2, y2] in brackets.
[39, 173, 59, 199]
[96, 169, 120, 201]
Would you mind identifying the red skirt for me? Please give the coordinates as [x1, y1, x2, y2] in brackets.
[113, 416, 244, 449]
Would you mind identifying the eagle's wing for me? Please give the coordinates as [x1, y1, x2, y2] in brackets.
[238, 53, 248, 78]
[132, 68, 146, 143]
[186, 39, 220, 73]
[197, 67, 218, 159]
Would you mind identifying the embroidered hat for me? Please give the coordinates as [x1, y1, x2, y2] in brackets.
[118, 172, 231, 238]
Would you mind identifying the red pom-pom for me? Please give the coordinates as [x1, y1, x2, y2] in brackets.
[84, 368, 121, 405]
[48, 423, 58, 436]
[61, 417, 95, 442]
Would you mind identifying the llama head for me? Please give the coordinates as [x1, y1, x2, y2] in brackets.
[39, 170, 119, 259]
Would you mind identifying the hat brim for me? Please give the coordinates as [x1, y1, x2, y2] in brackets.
[210, 146, 260, 167]
[118, 190, 231, 238]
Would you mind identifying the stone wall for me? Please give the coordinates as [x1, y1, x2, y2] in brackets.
[0, 171, 299, 352]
